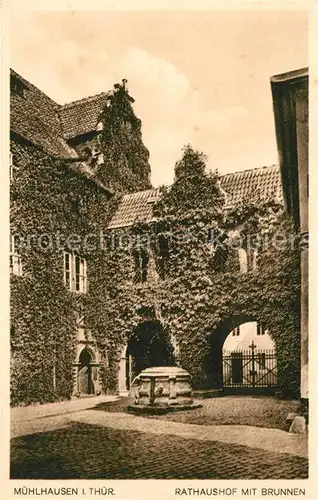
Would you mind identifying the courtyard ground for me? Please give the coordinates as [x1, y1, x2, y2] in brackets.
[93, 395, 301, 431]
[10, 395, 308, 480]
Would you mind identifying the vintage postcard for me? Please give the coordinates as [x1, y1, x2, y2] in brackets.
[1, 0, 316, 499]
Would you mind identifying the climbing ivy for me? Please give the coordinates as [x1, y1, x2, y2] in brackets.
[10, 135, 301, 405]
[98, 145, 301, 396]
[96, 81, 152, 193]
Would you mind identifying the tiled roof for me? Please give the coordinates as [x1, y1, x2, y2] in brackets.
[10, 70, 75, 158]
[108, 165, 283, 229]
[220, 164, 283, 205]
[108, 189, 160, 229]
[58, 93, 109, 140]
[10, 70, 112, 193]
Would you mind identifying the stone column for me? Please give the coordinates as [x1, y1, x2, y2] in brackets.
[296, 90, 308, 412]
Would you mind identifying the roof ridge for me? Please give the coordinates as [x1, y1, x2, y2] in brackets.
[220, 164, 279, 178]
[60, 91, 110, 109]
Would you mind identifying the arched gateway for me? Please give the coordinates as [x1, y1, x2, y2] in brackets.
[118, 320, 175, 395]
[205, 316, 277, 394]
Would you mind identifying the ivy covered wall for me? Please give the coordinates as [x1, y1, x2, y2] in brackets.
[10, 139, 301, 404]
[95, 146, 301, 397]
[10, 138, 119, 405]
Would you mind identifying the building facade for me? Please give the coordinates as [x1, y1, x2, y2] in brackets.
[271, 68, 308, 412]
[10, 69, 300, 405]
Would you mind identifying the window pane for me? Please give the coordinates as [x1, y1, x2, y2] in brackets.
[64, 252, 70, 270]
[75, 255, 80, 274]
[80, 276, 86, 293]
[65, 270, 71, 289]
[80, 258, 86, 276]
[75, 273, 80, 291]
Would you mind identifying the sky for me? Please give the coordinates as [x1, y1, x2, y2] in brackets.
[10, 10, 308, 187]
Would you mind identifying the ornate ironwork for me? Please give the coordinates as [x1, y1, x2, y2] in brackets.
[222, 343, 277, 393]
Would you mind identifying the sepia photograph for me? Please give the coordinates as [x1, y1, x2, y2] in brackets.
[7, 4, 309, 487]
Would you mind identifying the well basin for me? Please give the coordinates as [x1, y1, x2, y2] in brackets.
[127, 366, 201, 414]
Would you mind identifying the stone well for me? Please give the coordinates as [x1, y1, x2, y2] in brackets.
[127, 366, 201, 414]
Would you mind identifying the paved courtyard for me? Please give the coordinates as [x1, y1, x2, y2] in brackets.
[94, 395, 301, 431]
[10, 396, 308, 480]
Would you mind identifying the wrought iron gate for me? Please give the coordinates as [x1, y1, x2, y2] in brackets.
[222, 341, 277, 394]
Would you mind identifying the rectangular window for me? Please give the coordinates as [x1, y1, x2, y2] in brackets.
[75, 255, 87, 293]
[157, 234, 170, 279]
[238, 248, 248, 273]
[252, 250, 258, 271]
[9, 152, 19, 181]
[232, 326, 240, 336]
[64, 252, 87, 293]
[257, 323, 265, 335]
[10, 234, 23, 276]
[133, 249, 149, 283]
[64, 252, 71, 290]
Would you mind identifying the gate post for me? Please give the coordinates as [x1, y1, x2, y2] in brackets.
[249, 341, 257, 387]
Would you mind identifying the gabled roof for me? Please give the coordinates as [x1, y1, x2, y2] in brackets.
[10, 69, 112, 193]
[10, 69, 77, 158]
[58, 93, 109, 140]
[108, 189, 160, 229]
[108, 165, 283, 229]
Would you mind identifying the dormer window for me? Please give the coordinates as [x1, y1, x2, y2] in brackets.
[10, 75, 27, 98]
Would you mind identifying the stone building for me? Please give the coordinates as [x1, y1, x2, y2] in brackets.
[271, 68, 308, 413]
[10, 70, 151, 403]
[10, 68, 298, 405]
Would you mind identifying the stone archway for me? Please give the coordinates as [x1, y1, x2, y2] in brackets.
[204, 315, 276, 393]
[118, 320, 175, 394]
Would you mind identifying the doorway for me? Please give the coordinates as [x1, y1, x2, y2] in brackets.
[77, 348, 96, 395]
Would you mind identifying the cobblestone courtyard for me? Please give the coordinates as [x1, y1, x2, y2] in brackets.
[11, 422, 308, 480]
[10, 396, 308, 480]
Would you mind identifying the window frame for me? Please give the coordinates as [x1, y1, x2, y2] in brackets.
[10, 234, 23, 276]
[257, 323, 266, 336]
[133, 248, 149, 283]
[63, 251, 87, 294]
[232, 326, 240, 337]
[10, 152, 19, 182]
